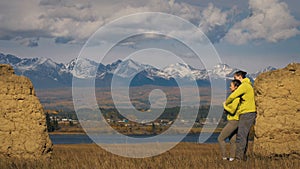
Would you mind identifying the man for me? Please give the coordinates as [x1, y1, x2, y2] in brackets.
[225, 70, 256, 161]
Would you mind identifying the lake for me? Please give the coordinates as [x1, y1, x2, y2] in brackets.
[49, 133, 220, 144]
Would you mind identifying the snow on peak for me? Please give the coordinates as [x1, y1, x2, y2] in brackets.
[214, 63, 231, 69]
[164, 63, 192, 77]
[16, 57, 58, 71]
[209, 63, 238, 78]
[261, 66, 276, 72]
[249, 66, 277, 80]
[0, 53, 275, 83]
[71, 58, 99, 78]
[37, 58, 57, 67]
[163, 62, 207, 80]
[65, 58, 76, 70]
[112, 59, 153, 78]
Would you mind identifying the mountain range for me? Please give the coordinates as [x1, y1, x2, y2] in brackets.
[0, 53, 276, 89]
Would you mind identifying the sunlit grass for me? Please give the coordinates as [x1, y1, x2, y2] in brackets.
[0, 143, 299, 169]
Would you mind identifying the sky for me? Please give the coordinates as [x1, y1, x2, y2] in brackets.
[0, 0, 300, 73]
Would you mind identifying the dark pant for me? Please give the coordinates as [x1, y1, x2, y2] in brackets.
[218, 120, 238, 158]
[236, 112, 256, 160]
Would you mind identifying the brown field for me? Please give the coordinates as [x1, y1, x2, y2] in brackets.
[1, 143, 298, 169]
[36, 86, 218, 110]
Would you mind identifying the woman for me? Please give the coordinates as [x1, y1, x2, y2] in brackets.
[218, 79, 242, 162]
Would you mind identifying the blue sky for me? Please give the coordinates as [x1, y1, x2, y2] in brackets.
[0, 0, 299, 73]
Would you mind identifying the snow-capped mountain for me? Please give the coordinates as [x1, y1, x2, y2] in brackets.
[248, 66, 276, 80]
[0, 53, 72, 88]
[0, 53, 277, 88]
[67, 58, 98, 79]
[16, 57, 63, 73]
[0, 53, 22, 65]
[109, 59, 153, 78]
[163, 63, 208, 80]
[208, 63, 239, 79]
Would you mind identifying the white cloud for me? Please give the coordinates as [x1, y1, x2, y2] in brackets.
[0, 0, 202, 46]
[198, 3, 228, 33]
[1, 0, 298, 47]
[225, 0, 300, 44]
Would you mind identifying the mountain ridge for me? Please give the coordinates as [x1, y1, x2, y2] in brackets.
[0, 53, 276, 89]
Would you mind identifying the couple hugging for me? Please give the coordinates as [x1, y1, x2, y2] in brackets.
[218, 71, 257, 162]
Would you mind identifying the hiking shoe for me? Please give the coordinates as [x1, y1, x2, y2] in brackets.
[228, 158, 235, 162]
[222, 157, 228, 160]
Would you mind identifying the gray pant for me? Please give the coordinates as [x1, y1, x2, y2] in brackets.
[218, 120, 238, 158]
[236, 112, 256, 160]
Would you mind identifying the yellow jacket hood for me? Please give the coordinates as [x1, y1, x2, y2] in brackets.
[242, 77, 251, 85]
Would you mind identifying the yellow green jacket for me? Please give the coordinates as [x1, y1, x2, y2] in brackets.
[225, 78, 256, 115]
[223, 97, 241, 120]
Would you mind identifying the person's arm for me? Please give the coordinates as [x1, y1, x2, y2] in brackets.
[223, 98, 240, 115]
[225, 83, 246, 105]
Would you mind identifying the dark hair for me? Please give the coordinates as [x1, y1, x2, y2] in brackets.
[234, 70, 247, 78]
[231, 79, 241, 88]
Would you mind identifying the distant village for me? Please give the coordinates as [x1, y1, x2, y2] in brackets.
[45, 109, 225, 134]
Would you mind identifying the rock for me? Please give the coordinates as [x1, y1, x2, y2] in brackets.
[0, 64, 14, 76]
[253, 63, 300, 158]
[0, 64, 52, 159]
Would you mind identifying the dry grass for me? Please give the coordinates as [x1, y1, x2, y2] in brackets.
[1, 143, 299, 169]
